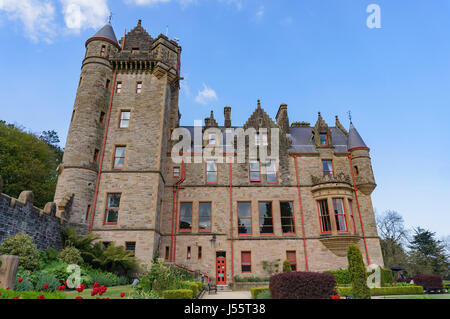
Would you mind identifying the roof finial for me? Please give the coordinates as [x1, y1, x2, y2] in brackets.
[108, 12, 113, 24]
[257, 99, 261, 109]
[138, 19, 142, 26]
[347, 110, 353, 124]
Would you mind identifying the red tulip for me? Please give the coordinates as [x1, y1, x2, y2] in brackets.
[120, 293, 125, 298]
[13, 297, 20, 299]
[331, 295, 340, 299]
[43, 284, 49, 290]
[0, 293, 2, 296]
[93, 282, 99, 288]
[38, 295, 45, 299]
[75, 296, 83, 299]
[6, 288, 10, 290]
[18, 278, 23, 283]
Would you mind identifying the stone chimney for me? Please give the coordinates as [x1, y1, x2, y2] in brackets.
[224, 106, 231, 128]
[205, 110, 218, 127]
[275, 103, 290, 134]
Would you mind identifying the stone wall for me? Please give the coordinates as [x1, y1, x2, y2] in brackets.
[0, 177, 74, 250]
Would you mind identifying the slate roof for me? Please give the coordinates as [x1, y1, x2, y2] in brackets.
[90, 23, 118, 45]
[348, 123, 368, 150]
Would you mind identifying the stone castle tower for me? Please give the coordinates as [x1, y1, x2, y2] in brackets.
[55, 20, 383, 284]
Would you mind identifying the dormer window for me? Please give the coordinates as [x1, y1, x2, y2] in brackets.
[320, 134, 328, 146]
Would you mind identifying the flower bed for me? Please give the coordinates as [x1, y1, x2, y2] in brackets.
[0, 288, 66, 299]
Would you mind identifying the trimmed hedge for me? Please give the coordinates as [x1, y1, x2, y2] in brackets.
[251, 287, 269, 299]
[413, 274, 443, 288]
[347, 245, 370, 299]
[182, 282, 199, 297]
[337, 286, 424, 297]
[163, 289, 194, 299]
[269, 272, 336, 299]
[324, 269, 352, 285]
[0, 288, 66, 299]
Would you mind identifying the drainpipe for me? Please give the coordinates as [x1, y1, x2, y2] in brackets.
[228, 159, 234, 282]
[89, 69, 117, 233]
[348, 154, 371, 265]
[172, 159, 186, 262]
[293, 155, 309, 272]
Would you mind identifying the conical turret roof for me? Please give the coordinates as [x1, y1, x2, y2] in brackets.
[86, 22, 120, 49]
[348, 123, 368, 150]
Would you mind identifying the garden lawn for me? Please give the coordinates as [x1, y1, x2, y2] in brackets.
[63, 285, 134, 299]
[378, 294, 450, 300]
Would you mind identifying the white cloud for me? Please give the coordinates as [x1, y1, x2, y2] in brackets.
[125, 0, 171, 5]
[0, 0, 56, 43]
[253, 5, 264, 22]
[59, 0, 110, 33]
[195, 84, 218, 105]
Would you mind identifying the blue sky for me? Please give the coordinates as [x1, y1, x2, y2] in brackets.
[0, 0, 449, 239]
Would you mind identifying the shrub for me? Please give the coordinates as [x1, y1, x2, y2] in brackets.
[59, 246, 83, 265]
[0, 232, 40, 271]
[234, 275, 269, 282]
[324, 269, 352, 285]
[117, 275, 130, 286]
[251, 287, 269, 299]
[337, 286, 424, 297]
[282, 260, 292, 273]
[163, 289, 193, 299]
[413, 274, 443, 288]
[14, 275, 34, 291]
[347, 245, 370, 299]
[89, 270, 118, 287]
[0, 288, 66, 299]
[269, 272, 336, 299]
[35, 271, 61, 291]
[182, 282, 198, 297]
[256, 290, 271, 299]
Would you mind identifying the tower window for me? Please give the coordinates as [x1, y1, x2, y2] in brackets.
[136, 82, 142, 94]
[198, 246, 202, 259]
[238, 202, 252, 235]
[187, 246, 191, 260]
[99, 112, 105, 124]
[100, 45, 106, 57]
[199, 202, 212, 232]
[85, 205, 91, 221]
[106, 79, 111, 89]
[320, 134, 328, 146]
[179, 202, 193, 231]
[280, 201, 295, 234]
[333, 198, 348, 232]
[116, 82, 122, 94]
[206, 161, 217, 183]
[125, 242, 136, 256]
[105, 193, 121, 225]
[259, 201, 273, 234]
[113, 146, 126, 169]
[241, 251, 252, 273]
[165, 246, 170, 260]
[322, 160, 333, 176]
[348, 199, 357, 233]
[119, 111, 130, 128]
[286, 251, 297, 271]
[173, 167, 180, 178]
[354, 166, 359, 176]
[249, 161, 260, 182]
[93, 149, 99, 162]
[317, 199, 332, 233]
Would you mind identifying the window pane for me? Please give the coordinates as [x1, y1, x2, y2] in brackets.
[318, 200, 331, 233]
[333, 198, 347, 232]
[180, 202, 192, 230]
[322, 160, 333, 175]
[280, 202, 295, 234]
[207, 161, 217, 171]
[238, 202, 251, 235]
[115, 147, 126, 157]
[199, 217, 211, 230]
[207, 172, 217, 183]
[106, 209, 119, 223]
[114, 157, 124, 168]
[250, 161, 259, 171]
[250, 171, 260, 181]
[107, 194, 121, 208]
[259, 202, 273, 234]
[121, 111, 130, 120]
[238, 202, 251, 217]
[199, 202, 211, 230]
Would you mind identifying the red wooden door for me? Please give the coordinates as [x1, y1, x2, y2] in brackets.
[216, 257, 226, 285]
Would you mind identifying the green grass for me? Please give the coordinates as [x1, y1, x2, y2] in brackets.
[379, 294, 450, 300]
[63, 285, 134, 299]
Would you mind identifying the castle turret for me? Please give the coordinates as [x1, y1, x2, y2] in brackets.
[54, 22, 120, 227]
[348, 123, 376, 195]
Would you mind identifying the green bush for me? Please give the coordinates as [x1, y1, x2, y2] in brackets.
[251, 287, 269, 299]
[324, 269, 352, 285]
[14, 275, 34, 291]
[35, 271, 61, 291]
[0, 232, 40, 271]
[282, 260, 292, 273]
[337, 286, 424, 297]
[256, 290, 271, 299]
[59, 246, 83, 265]
[347, 245, 370, 299]
[234, 275, 269, 282]
[117, 275, 130, 286]
[89, 270, 118, 286]
[38, 248, 60, 265]
[182, 282, 198, 297]
[163, 289, 193, 299]
[0, 288, 66, 299]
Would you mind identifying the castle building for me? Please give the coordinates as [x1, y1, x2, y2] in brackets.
[54, 21, 384, 285]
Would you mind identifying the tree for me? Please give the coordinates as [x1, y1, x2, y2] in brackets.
[347, 244, 370, 299]
[0, 232, 39, 271]
[376, 210, 409, 269]
[0, 122, 62, 208]
[408, 227, 449, 277]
